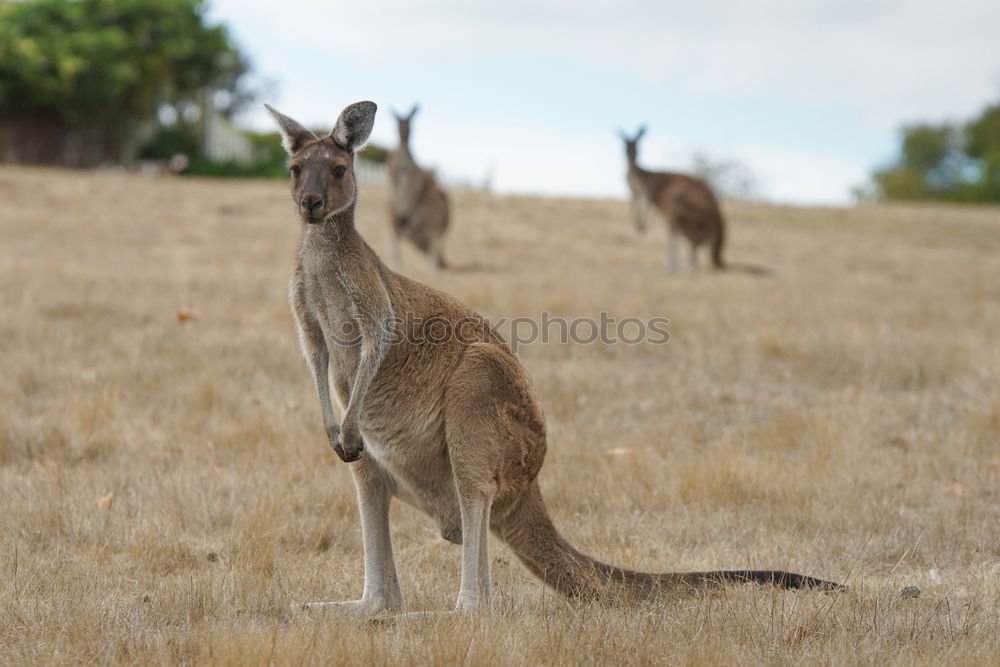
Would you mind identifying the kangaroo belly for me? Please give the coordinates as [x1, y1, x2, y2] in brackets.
[327, 362, 463, 542]
[358, 356, 462, 537]
[363, 431, 462, 542]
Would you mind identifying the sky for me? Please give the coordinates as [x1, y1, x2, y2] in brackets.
[208, 0, 1000, 205]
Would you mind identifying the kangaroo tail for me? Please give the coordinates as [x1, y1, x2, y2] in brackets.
[492, 482, 842, 603]
[710, 219, 726, 270]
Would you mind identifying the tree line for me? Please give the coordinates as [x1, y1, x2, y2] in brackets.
[0, 0, 392, 176]
[0, 0, 254, 166]
[867, 101, 1000, 204]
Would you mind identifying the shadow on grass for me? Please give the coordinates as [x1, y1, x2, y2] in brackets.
[444, 261, 503, 273]
[723, 262, 775, 277]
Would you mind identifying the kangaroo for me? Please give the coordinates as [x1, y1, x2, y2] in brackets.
[387, 104, 450, 270]
[622, 126, 726, 271]
[266, 101, 841, 616]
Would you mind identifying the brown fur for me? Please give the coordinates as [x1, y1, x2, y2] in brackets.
[623, 126, 726, 270]
[387, 105, 450, 269]
[269, 102, 841, 616]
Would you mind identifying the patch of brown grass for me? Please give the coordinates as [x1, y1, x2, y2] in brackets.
[1, 166, 999, 664]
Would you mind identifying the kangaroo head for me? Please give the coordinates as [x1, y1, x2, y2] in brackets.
[392, 104, 419, 147]
[265, 101, 377, 224]
[620, 125, 646, 165]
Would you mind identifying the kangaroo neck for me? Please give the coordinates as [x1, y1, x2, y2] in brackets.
[397, 137, 413, 157]
[303, 200, 359, 248]
[396, 146, 418, 169]
[628, 163, 656, 195]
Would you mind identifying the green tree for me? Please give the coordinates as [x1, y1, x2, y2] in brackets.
[0, 0, 248, 165]
[870, 101, 1000, 204]
[899, 124, 954, 171]
[964, 103, 1000, 200]
[873, 123, 964, 201]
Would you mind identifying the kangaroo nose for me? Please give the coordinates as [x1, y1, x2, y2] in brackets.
[300, 194, 324, 214]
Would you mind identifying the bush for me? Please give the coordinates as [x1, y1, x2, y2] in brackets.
[162, 130, 390, 180]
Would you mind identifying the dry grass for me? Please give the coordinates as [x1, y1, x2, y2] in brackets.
[1, 165, 998, 665]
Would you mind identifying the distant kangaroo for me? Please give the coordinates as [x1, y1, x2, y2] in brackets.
[622, 126, 726, 271]
[265, 101, 840, 616]
[387, 104, 449, 270]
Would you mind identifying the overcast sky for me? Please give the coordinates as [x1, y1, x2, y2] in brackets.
[208, 0, 1000, 204]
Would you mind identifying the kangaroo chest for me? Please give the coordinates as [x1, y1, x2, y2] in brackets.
[389, 157, 427, 210]
[299, 271, 454, 517]
[298, 258, 446, 441]
[627, 170, 646, 198]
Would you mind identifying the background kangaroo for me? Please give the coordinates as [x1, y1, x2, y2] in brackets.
[267, 101, 840, 616]
[387, 104, 450, 270]
[623, 126, 727, 271]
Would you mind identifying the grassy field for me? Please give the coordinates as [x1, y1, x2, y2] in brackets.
[1, 165, 998, 664]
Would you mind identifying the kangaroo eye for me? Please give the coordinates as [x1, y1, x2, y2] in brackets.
[332, 165, 347, 179]
[289, 165, 301, 177]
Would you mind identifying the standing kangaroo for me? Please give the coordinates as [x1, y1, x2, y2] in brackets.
[266, 101, 840, 616]
[623, 126, 726, 271]
[387, 105, 450, 270]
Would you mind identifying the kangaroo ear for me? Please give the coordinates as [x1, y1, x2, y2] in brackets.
[407, 104, 420, 121]
[634, 125, 647, 141]
[264, 104, 317, 155]
[331, 101, 377, 152]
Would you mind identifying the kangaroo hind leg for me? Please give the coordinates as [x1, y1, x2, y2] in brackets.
[446, 400, 499, 611]
[295, 460, 404, 616]
[443, 343, 547, 612]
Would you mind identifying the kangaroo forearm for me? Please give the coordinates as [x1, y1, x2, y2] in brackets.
[309, 349, 339, 430]
[336, 266, 394, 429]
[342, 344, 386, 427]
[341, 308, 392, 426]
[293, 303, 339, 432]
